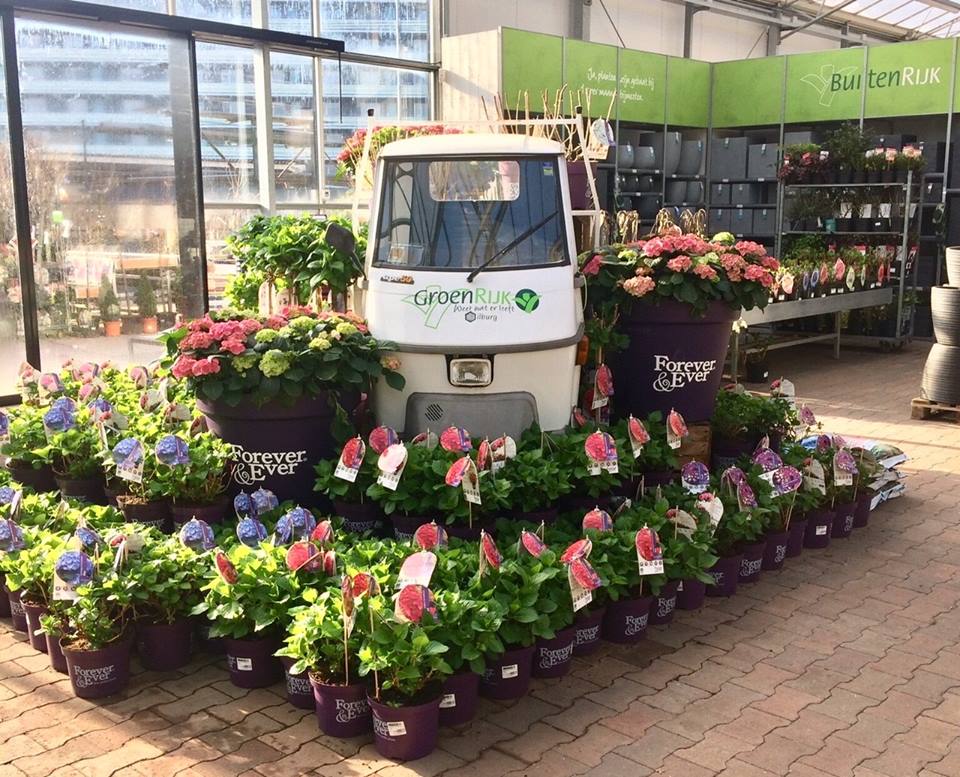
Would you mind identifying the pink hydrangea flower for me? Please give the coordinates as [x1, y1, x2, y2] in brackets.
[171, 355, 197, 379]
[188, 315, 213, 332]
[666, 255, 692, 272]
[622, 275, 656, 297]
[582, 254, 603, 276]
[734, 240, 765, 257]
[181, 331, 214, 351]
[693, 264, 718, 280]
[265, 315, 287, 330]
[220, 338, 247, 356]
[191, 358, 221, 377]
[641, 238, 666, 258]
[239, 319, 262, 335]
[761, 256, 780, 270]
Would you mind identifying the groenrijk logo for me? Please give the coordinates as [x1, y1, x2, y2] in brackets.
[403, 285, 541, 328]
[801, 62, 942, 107]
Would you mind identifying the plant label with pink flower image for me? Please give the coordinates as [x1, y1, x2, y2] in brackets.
[518, 529, 546, 558]
[737, 481, 758, 510]
[376, 443, 408, 491]
[666, 410, 687, 450]
[342, 575, 357, 637]
[395, 584, 437, 623]
[478, 531, 502, 576]
[413, 522, 447, 551]
[804, 458, 826, 495]
[636, 526, 665, 576]
[697, 492, 724, 533]
[627, 415, 650, 459]
[585, 431, 618, 476]
[368, 426, 399, 455]
[491, 435, 517, 472]
[592, 364, 614, 410]
[833, 449, 857, 487]
[667, 508, 698, 538]
[396, 551, 437, 589]
[440, 426, 472, 453]
[335, 437, 365, 483]
[567, 558, 600, 612]
[582, 508, 613, 533]
[412, 430, 439, 449]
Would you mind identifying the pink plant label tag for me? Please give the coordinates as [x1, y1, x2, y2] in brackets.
[396, 551, 437, 589]
[335, 437, 365, 483]
[567, 561, 596, 612]
[666, 410, 687, 450]
[697, 492, 724, 533]
[833, 449, 857, 487]
[592, 364, 613, 409]
[491, 435, 517, 472]
[585, 431, 618, 476]
[636, 526, 665, 576]
[627, 416, 650, 459]
[376, 443, 408, 491]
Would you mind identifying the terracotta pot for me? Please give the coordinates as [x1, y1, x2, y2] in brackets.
[480, 645, 535, 700]
[21, 598, 49, 652]
[532, 626, 576, 678]
[649, 580, 680, 625]
[141, 317, 158, 334]
[170, 498, 229, 527]
[572, 606, 606, 656]
[368, 692, 441, 762]
[119, 497, 171, 534]
[104, 320, 122, 337]
[311, 676, 371, 737]
[62, 636, 132, 698]
[136, 618, 192, 671]
[6, 461, 57, 493]
[439, 670, 480, 727]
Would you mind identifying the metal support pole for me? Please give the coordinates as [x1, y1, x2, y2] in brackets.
[766, 23, 780, 56]
[253, 0, 276, 214]
[834, 312, 841, 359]
[570, 0, 586, 39]
[682, 4, 700, 58]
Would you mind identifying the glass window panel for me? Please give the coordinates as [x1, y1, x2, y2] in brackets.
[15, 17, 204, 371]
[272, 52, 318, 204]
[204, 207, 262, 308]
[320, 0, 432, 61]
[269, 0, 313, 34]
[177, 0, 253, 25]
[196, 42, 259, 203]
[66, 0, 169, 10]
[0, 33, 27, 394]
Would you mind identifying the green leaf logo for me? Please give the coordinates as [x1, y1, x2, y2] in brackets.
[515, 288, 541, 313]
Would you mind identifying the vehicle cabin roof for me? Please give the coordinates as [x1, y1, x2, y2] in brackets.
[378, 133, 566, 158]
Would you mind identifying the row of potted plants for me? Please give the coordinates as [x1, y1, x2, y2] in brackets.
[772, 242, 895, 301]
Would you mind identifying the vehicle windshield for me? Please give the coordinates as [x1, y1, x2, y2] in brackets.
[373, 156, 567, 270]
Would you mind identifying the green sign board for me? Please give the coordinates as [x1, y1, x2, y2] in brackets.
[785, 48, 865, 123]
[711, 57, 785, 128]
[500, 28, 564, 111]
[617, 49, 666, 124]
[563, 39, 619, 119]
[865, 39, 955, 118]
[667, 56, 709, 127]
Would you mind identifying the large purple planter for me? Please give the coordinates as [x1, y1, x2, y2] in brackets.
[198, 394, 344, 508]
[611, 299, 736, 421]
[804, 508, 835, 549]
[738, 540, 767, 584]
[480, 645, 535, 700]
[566, 159, 597, 210]
[279, 656, 314, 710]
[602, 595, 652, 643]
[439, 670, 480, 727]
[311, 677, 371, 737]
[832, 501, 857, 539]
[56, 475, 106, 505]
[7, 461, 57, 493]
[136, 618, 192, 671]
[761, 530, 790, 571]
[62, 637, 132, 698]
[22, 599, 49, 653]
[786, 518, 808, 558]
[532, 626, 576, 678]
[676, 578, 707, 610]
[171, 498, 229, 528]
[333, 500, 382, 535]
[369, 693, 441, 762]
[853, 492, 872, 528]
[0, 577, 11, 618]
[224, 635, 281, 689]
[119, 498, 171, 534]
[707, 554, 742, 597]
[7, 588, 27, 632]
[649, 580, 680, 625]
[572, 607, 605, 656]
[710, 436, 755, 472]
[46, 633, 68, 673]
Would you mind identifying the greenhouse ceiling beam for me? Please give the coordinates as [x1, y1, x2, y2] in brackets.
[780, 0, 865, 38]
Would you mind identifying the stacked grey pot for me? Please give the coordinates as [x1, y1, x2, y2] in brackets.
[923, 247, 960, 403]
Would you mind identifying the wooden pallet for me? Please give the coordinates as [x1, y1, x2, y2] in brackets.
[678, 421, 712, 467]
[911, 397, 960, 422]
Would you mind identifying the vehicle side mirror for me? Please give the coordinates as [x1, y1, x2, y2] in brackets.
[324, 222, 356, 255]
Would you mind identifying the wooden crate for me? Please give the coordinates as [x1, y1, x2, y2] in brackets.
[678, 421, 712, 468]
[911, 397, 960, 423]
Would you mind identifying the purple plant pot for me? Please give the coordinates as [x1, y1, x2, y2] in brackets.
[638, 470, 676, 492]
[198, 394, 346, 508]
[676, 578, 707, 610]
[7, 461, 57, 493]
[56, 475, 107, 505]
[62, 636, 132, 699]
[649, 580, 680, 625]
[558, 495, 613, 513]
[21, 599, 49, 653]
[710, 436, 756, 472]
[0, 576, 11, 618]
[391, 514, 427, 541]
[832, 501, 856, 539]
[369, 693, 441, 762]
[532, 626, 576, 678]
[446, 521, 495, 542]
[439, 670, 480, 727]
[611, 299, 736, 421]
[804, 508, 835, 549]
[707, 554, 742, 598]
[333, 500, 383, 535]
[195, 617, 225, 654]
[7, 588, 27, 632]
[279, 656, 315, 710]
[119, 498, 172, 534]
[853, 492, 872, 528]
[170, 498, 229, 527]
[480, 644, 535, 700]
[224, 635, 281, 689]
[738, 540, 767, 584]
[46, 633, 68, 673]
[136, 618, 192, 671]
[566, 159, 597, 210]
[602, 595, 652, 644]
[521, 507, 559, 526]
[311, 677, 372, 737]
[761, 530, 790, 571]
[572, 606, 606, 656]
[786, 518, 808, 557]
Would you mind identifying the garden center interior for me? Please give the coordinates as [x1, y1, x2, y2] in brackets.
[3, 1, 960, 775]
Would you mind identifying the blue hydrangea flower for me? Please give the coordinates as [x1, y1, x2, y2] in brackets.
[88, 398, 112, 416]
[155, 435, 190, 467]
[43, 406, 75, 433]
[51, 397, 76, 414]
[236, 517, 268, 547]
[179, 518, 216, 551]
[0, 519, 25, 552]
[54, 550, 93, 586]
[284, 506, 316, 539]
[273, 514, 293, 546]
[112, 438, 143, 465]
[0, 411, 8, 437]
[251, 488, 279, 514]
[234, 492, 257, 519]
[74, 527, 102, 553]
[0, 486, 17, 506]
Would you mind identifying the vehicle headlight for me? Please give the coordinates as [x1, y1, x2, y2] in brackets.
[449, 358, 492, 387]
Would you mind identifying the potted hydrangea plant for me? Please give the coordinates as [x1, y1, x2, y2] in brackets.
[37, 403, 107, 504]
[1, 404, 58, 492]
[162, 431, 234, 527]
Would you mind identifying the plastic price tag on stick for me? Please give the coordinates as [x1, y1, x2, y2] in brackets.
[585, 431, 618, 476]
[834, 448, 857, 487]
[397, 551, 437, 589]
[491, 435, 517, 472]
[804, 458, 826, 495]
[567, 558, 600, 612]
[636, 526, 665, 576]
[666, 410, 687, 450]
[627, 416, 650, 459]
[377, 443, 408, 491]
[592, 364, 614, 410]
[696, 492, 724, 534]
[53, 550, 93, 601]
[113, 439, 144, 484]
[335, 438, 365, 483]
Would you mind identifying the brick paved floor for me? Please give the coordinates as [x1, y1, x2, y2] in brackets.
[4, 342, 960, 777]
